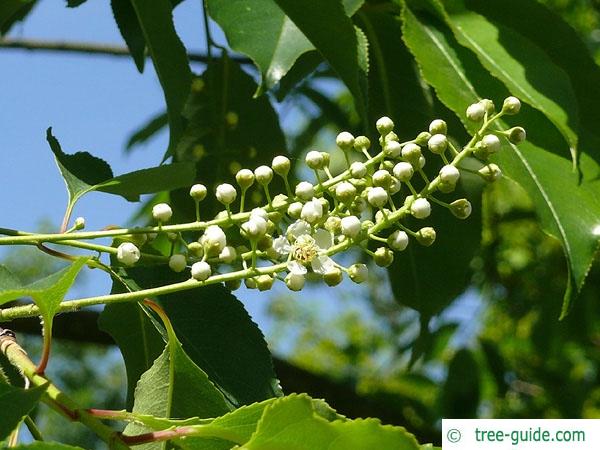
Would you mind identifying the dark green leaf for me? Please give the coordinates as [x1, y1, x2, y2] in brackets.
[99, 301, 164, 410]
[273, 0, 368, 121]
[124, 306, 231, 450]
[0, 383, 46, 440]
[243, 394, 420, 450]
[12, 443, 85, 450]
[95, 163, 196, 201]
[0, 0, 37, 35]
[111, 0, 146, 72]
[355, 6, 432, 137]
[436, 0, 580, 162]
[207, 0, 363, 94]
[441, 348, 480, 418]
[171, 56, 286, 221]
[109, 265, 280, 409]
[274, 51, 324, 101]
[66, 0, 87, 6]
[126, 111, 168, 151]
[401, 5, 600, 315]
[130, 0, 192, 155]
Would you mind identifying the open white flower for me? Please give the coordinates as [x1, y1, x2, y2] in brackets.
[273, 220, 336, 275]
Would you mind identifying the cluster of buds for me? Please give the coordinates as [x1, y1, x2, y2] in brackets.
[116, 97, 524, 292]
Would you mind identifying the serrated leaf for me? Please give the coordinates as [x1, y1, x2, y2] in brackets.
[124, 304, 231, 450]
[11, 443, 85, 450]
[130, 0, 192, 155]
[243, 394, 420, 450]
[434, 0, 579, 163]
[171, 56, 286, 221]
[112, 0, 147, 72]
[0, 383, 47, 440]
[273, 0, 368, 121]
[207, 0, 363, 95]
[0, 0, 37, 35]
[441, 348, 480, 418]
[401, 5, 600, 315]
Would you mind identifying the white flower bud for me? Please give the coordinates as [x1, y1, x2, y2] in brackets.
[254, 165, 273, 185]
[117, 242, 140, 266]
[190, 183, 208, 201]
[481, 134, 501, 154]
[478, 163, 502, 182]
[415, 131, 431, 145]
[219, 246, 237, 263]
[335, 181, 357, 203]
[367, 187, 388, 208]
[285, 272, 305, 291]
[384, 140, 402, 158]
[416, 226, 436, 246]
[168, 254, 187, 273]
[250, 207, 269, 221]
[350, 161, 367, 178]
[428, 119, 447, 135]
[450, 199, 472, 219]
[287, 201, 303, 219]
[323, 267, 343, 287]
[202, 225, 226, 253]
[376, 116, 394, 136]
[305, 150, 324, 169]
[215, 183, 237, 205]
[272, 155, 291, 175]
[375, 208, 391, 224]
[372, 169, 392, 188]
[439, 165, 460, 184]
[295, 181, 315, 201]
[74, 217, 85, 230]
[480, 99, 495, 114]
[300, 198, 323, 223]
[389, 177, 401, 195]
[466, 102, 485, 121]
[241, 216, 268, 238]
[428, 134, 448, 154]
[374, 247, 394, 267]
[348, 263, 368, 284]
[336, 131, 355, 150]
[256, 274, 274, 291]
[387, 230, 409, 251]
[401, 143, 421, 165]
[354, 136, 371, 152]
[418, 155, 426, 169]
[508, 126, 526, 144]
[393, 162, 414, 182]
[410, 198, 431, 219]
[191, 261, 211, 281]
[324, 216, 342, 234]
[502, 96, 521, 115]
[152, 203, 172, 222]
[341, 215, 361, 238]
[235, 169, 255, 189]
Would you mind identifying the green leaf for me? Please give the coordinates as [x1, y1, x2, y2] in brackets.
[355, 6, 432, 137]
[126, 111, 168, 151]
[99, 301, 164, 410]
[243, 394, 420, 450]
[111, 0, 147, 72]
[0, 0, 37, 35]
[401, 5, 600, 315]
[107, 266, 280, 409]
[11, 443, 85, 450]
[441, 348, 480, 418]
[273, 0, 368, 121]
[0, 264, 23, 290]
[130, 0, 192, 155]
[207, 0, 363, 95]
[171, 56, 286, 221]
[124, 304, 232, 450]
[47, 129, 195, 222]
[66, 0, 87, 6]
[434, 0, 580, 162]
[0, 383, 46, 440]
[95, 163, 196, 201]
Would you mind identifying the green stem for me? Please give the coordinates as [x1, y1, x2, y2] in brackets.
[24, 416, 44, 441]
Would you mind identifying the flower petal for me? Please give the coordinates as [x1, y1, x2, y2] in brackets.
[287, 260, 308, 275]
[287, 220, 311, 239]
[272, 236, 290, 257]
[313, 228, 333, 250]
[311, 255, 335, 275]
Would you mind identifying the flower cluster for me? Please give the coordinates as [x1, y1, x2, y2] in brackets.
[116, 97, 525, 292]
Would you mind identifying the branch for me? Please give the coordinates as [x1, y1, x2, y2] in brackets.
[0, 38, 253, 65]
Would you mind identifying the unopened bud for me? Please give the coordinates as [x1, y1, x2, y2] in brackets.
[216, 183, 237, 205]
[305, 150, 325, 169]
[466, 102, 485, 121]
[152, 203, 173, 222]
[350, 161, 367, 178]
[387, 230, 409, 251]
[323, 267, 343, 286]
[376, 117, 394, 136]
[191, 261, 211, 281]
[348, 263, 368, 283]
[478, 163, 502, 182]
[502, 96, 521, 115]
[190, 183, 208, 201]
[449, 199, 472, 219]
[272, 155, 291, 175]
[374, 247, 394, 267]
[169, 254, 187, 273]
[354, 135, 371, 151]
[256, 274, 274, 291]
[336, 131, 355, 150]
[416, 227, 436, 246]
[236, 169, 255, 189]
[401, 143, 421, 165]
[254, 165, 273, 185]
[372, 170, 392, 189]
[508, 126, 526, 144]
[415, 131, 431, 146]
